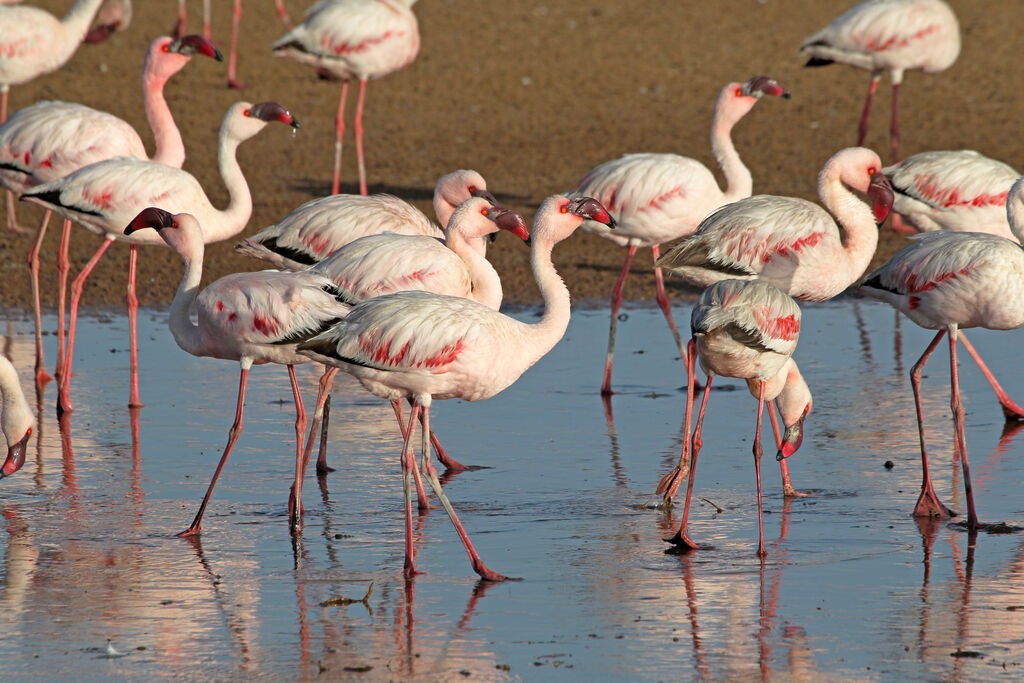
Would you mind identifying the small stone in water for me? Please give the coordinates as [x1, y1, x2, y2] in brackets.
[884, 460, 894, 470]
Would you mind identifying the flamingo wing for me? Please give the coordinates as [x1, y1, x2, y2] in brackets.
[861, 231, 1003, 297]
[884, 150, 1018, 222]
[693, 279, 802, 356]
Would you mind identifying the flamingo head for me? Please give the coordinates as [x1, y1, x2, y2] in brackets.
[450, 197, 529, 242]
[490, 206, 530, 241]
[739, 76, 790, 100]
[776, 402, 811, 461]
[124, 207, 175, 234]
[0, 428, 30, 480]
[248, 102, 301, 129]
[167, 34, 224, 61]
[434, 170, 491, 226]
[568, 197, 615, 227]
[867, 167, 894, 225]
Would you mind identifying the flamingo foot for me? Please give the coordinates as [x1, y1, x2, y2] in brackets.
[7, 222, 31, 236]
[783, 485, 811, 498]
[403, 560, 424, 579]
[128, 400, 145, 409]
[176, 526, 201, 538]
[664, 529, 699, 551]
[35, 370, 52, 389]
[913, 484, 957, 519]
[655, 465, 688, 505]
[472, 560, 510, 582]
[55, 390, 73, 417]
[890, 214, 918, 234]
[316, 462, 336, 476]
[228, 78, 247, 90]
[1000, 401, 1024, 422]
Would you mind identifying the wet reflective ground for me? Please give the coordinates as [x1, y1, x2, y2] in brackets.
[1, 300, 1023, 680]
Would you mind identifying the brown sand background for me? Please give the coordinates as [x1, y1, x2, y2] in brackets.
[0, 0, 1019, 310]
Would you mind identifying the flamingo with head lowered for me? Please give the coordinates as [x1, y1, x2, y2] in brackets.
[567, 76, 789, 396]
[0, 354, 33, 481]
[22, 101, 300, 415]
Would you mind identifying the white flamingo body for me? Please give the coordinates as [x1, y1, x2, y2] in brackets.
[657, 147, 895, 301]
[800, 0, 960, 161]
[237, 169, 491, 270]
[662, 279, 812, 556]
[568, 76, 789, 394]
[295, 194, 615, 580]
[883, 150, 1021, 240]
[0, 354, 33, 479]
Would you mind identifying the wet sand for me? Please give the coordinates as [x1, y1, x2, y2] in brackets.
[1, 0, 1019, 309]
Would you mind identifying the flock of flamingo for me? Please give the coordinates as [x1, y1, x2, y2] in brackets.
[0, 0, 1019, 581]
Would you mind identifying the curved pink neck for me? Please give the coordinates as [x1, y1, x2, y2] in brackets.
[818, 167, 879, 283]
[143, 70, 185, 167]
[709, 90, 755, 204]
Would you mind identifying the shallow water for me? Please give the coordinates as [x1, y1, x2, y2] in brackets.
[1, 299, 1023, 681]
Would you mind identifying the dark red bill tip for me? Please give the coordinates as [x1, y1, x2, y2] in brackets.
[172, 34, 224, 61]
[250, 102, 300, 129]
[124, 207, 175, 235]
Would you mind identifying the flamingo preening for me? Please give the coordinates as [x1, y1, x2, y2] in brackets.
[123, 207, 350, 537]
[272, 0, 420, 195]
[295, 194, 614, 580]
[568, 76, 789, 395]
[22, 101, 300, 415]
[0, 354, 33, 480]
[800, 0, 960, 162]
[661, 279, 812, 557]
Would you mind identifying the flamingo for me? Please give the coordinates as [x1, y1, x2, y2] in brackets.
[294, 194, 615, 580]
[883, 150, 1021, 240]
[567, 76, 790, 395]
[656, 147, 894, 301]
[83, 0, 132, 43]
[0, 33, 222, 387]
[800, 0, 960, 162]
[0, 354, 34, 480]
[662, 279, 813, 557]
[294, 196, 528, 503]
[123, 207, 350, 537]
[235, 169, 496, 271]
[21, 101, 300, 415]
[0, 0, 120, 125]
[272, 0, 420, 195]
[860, 177, 1024, 531]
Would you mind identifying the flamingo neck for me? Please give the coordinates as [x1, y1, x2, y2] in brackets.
[0, 358, 29, 444]
[776, 359, 810, 427]
[142, 70, 185, 167]
[446, 229, 502, 310]
[710, 98, 754, 203]
[198, 130, 253, 243]
[524, 235, 571, 366]
[1007, 178, 1024, 243]
[818, 171, 879, 283]
[63, 0, 108, 41]
[167, 242, 206, 357]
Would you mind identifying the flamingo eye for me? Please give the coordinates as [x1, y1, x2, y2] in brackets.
[481, 208, 489, 216]
[735, 88, 744, 96]
[244, 109, 251, 117]
[25, 427, 32, 437]
[468, 185, 477, 194]
[161, 45, 170, 53]
[560, 206, 568, 214]
[868, 167, 876, 175]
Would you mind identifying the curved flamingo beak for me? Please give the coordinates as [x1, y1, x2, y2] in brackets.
[0, 431, 30, 479]
[169, 34, 224, 61]
[868, 171, 894, 225]
[742, 75, 791, 99]
[569, 197, 616, 228]
[491, 207, 530, 241]
[124, 207, 175, 235]
[250, 102, 300, 129]
[471, 188, 499, 205]
[776, 406, 810, 461]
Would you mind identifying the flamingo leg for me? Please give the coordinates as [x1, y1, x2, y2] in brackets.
[275, 0, 292, 29]
[400, 402, 423, 579]
[601, 244, 637, 395]
[857, 72, 881, 147]
[331, 80, 349, 195]
[126, 244, 143, 408]
[175, 0, 187, 37]
[394, 398, 467, 472]
[287, 364, 308, 533]
[664, 343, 706, 548]
[889, 80, 901, 162]
[768, 401, 807, 498]
[55, 219, 71, 382]
[59, 236, 114, 415]
[354, 78, 369, 196]
[179, 362, 251, 537]
[417, 402, 508, 581]
[948, 328, 980, 531]
[298, 367, 337, 484]
[957, 330, 1024, 420]
[315, 393, 334, 475]
[227, 0, 245, 89]
[202, 0, 212, 39]
[753, 381, 767, 558]
[391, 399, 430, 511]
[27, 210, 53, 387]
[651, 245, 689, 365]
[910, 330, 956, 519]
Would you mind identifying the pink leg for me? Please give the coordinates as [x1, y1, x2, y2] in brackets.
[657, 350, 710, 503]
[948, 329, 980, 531]
[126, 245, 143, 408]
[393, 399, 467, 471]
[59, 237, 114, 415]
[298, 367, 337, 482]
[651, 245, 688, 364]
[27, 210, 53, 387]
[889, 81, 901, 163]
[227, 0, 246, 89]
[354, 78, 369, 196]
[910, 331, 956, 519]
[417, 403, 508, 581]
[664, 341, 705, 548]
[55, 219, 71, 382]
[275, 0, 292, 30]
[768, 402, 807, 498]
[400, 402, 424, 579]
[601, 244, 637, 395]
[5, 190, 29, 234]
[175, 0, 187, 37]
[958, 330, 1024, 420]
[391, 399, 430, 511]
[857, 72, 881, 147]
[286, 364, 308, 533]
[202, 0, 211, 39]
[753, 381, 767, 558]
[179, 363, 251, 536]
[331, 80, 349, 195]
